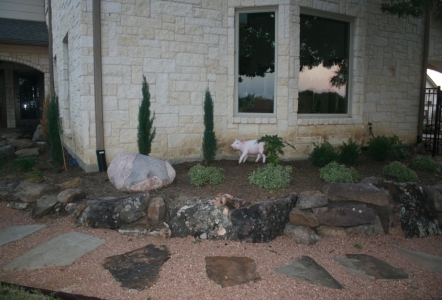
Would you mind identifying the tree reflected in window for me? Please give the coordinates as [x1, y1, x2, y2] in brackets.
[298, 14, 350, 114]
[238, 11, 275, 113]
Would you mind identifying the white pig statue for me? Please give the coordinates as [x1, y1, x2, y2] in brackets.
[231, 139, 266, 163]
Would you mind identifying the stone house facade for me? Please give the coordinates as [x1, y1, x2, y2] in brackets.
[0, 0, 49, 129]
[49, 0, 442, 172]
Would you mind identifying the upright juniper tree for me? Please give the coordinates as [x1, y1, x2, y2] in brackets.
[202, 88, 217, 165]
[46, 93, 64, 167]
[137, 76, 156, 155]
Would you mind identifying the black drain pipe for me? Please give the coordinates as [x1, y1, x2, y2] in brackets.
[92, 0, 106, 171]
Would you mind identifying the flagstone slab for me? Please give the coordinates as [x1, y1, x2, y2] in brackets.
[205, 256, 260, 288]
[397, 247, 442, 274]
[3, 232, 105, 271]
[334, 254, 409, 280]
[0, 224, 46, 246]
[273, 256, 343, 289]
[102, 244, 170, 290]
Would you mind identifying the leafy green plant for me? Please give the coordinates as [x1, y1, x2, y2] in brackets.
[138, 76, 156, 155]
[353, 243, 363, 250]
[319, 162, 358, 183]
[11, 157, 38, 171]
[338, 138, 361, 165]
[309, 141, 338, 167]
[188, 164, 224, 187]
[257, 135, 295, 165]
[202, 89, 217, 165]
[248, 164, 292, 190]
[383, 161, 418, 182]
[411, 155, 440, 172]
[46, 93, 64, 167]
[389, 134, 407, 159]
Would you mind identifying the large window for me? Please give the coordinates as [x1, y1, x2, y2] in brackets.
[236, 10, 276, 114]
[298, 13, 350, 114]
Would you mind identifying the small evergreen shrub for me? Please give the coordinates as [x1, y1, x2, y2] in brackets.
[383, 161, 418, 182]
[257, 135, 295, 165]
[411, 155, 440, 172]
[367, 135, 392, 161]
[138, 76, 156, 155]
[319, 162, 358, 183]
[46, 93, 64, 167]
[338, 138, 361, 165]
[188, 164, 224, 187]
[248, 164, 292, 190]
[11, 157, 38, 171]
[309, 141, 338, 167]
[202, 89, 217, 165]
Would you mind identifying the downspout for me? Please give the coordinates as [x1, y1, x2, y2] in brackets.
[417, 8, 431, 144]
[92, 0, 106, 171]
[47, 0, 54, 95]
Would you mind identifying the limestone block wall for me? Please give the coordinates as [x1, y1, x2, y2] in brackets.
[50, 0, 438, 171]
[364, 2, 426, 143]
[0, 44, 49, 128]
[52, 0, 96, 167]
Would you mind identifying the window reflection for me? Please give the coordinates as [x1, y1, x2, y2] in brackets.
[298, 14, 350, 114]
[238, 11, 275, 114]
[18, 75, 40, 120]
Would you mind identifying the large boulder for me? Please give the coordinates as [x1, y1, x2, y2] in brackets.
[76, 193, 150, 228]
[107, 153, 176, 192]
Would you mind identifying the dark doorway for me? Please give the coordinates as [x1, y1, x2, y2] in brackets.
[422, 87, 442, 156]
[14, 72, 44, 127]
[0, 71, 6, 127]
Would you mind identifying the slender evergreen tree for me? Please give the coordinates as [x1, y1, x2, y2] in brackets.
[202, 88, 217, 165]
[46, 93, 64, 167]
[138, 76, 156, 155]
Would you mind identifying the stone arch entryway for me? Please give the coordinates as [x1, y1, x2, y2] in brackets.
[0, 59, 48, 129]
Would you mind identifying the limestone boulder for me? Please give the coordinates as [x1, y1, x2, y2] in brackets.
[323, 183, 389, 207]
[9, 139, 33, 150]
[32, 125, 44, 142]
[312, 203, 376, 227]
[14, 182, 60, 203]
[107, 153, 176, 192]
[283, 224, 320, 245]
[0, 145, 15, 158]
[15, 148, 39, 158]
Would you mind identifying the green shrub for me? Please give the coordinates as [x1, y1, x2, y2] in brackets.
[389, 134, 407, 159]
[11, 157, 38, 171]
[338, 138, 361, 165]
[257, 135, 295, 165]
[319, 162, 358, 183]
[309, 141, 338, 167]
[367, 135, 392, 161]
[411, 155, 440, 172]
[188, 164, 224, 187]
[383, 161, 418, 182]
[367, 135, 407, 161]
[248, 164, 292, 190]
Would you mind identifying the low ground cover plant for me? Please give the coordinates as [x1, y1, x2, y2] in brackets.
[188, 164, 224, 187]
[309, 141, 338, 167]
[383, 161, 418, 182]
[11, 157, 38, 171]
[411, 155, 440, 172]
[248, 164, 292, 191]
[319, 162, 358, 183]
[0, 283, 61, 300]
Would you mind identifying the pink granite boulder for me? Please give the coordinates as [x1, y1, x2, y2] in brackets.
[107, 153, 176, 192]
